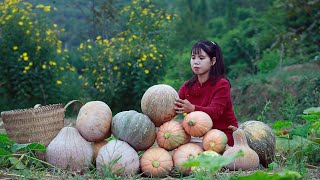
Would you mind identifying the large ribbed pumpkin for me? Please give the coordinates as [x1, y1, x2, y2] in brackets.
[239, 120, 276, 167]
[140, 147, 173, 178]
[111, 110, 156, 151]
[96, 140, 139, 175]
[156, 120, 191, 151]
[141, 84, 179, 127]
[172, 143, 204, 176]
[202, 129, 228, 153]
[182, 111, 213, 137]
[76, 101, 112, 142]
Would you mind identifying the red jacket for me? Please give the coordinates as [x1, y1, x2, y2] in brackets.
[178, 77, 238, 146]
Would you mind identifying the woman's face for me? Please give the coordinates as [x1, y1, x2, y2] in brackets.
[190, 48, 215, 75]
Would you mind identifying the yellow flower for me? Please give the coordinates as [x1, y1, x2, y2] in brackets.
[57, 49, 61, 53]
[49, 61, 57, 66]
[78, 75, 83, 79]
[29, 62, 33, 66]
[96, 36, 102, 40]
[13, 46, 18, 50]
[183, 113, 187, 116]
[44, 6, 51, 12]
[70, 66, 76, 72]
[166, 14, 171, 20]
[36, 4, 45, 8]
[56, 80, 62, 85]
[26, 30, 30, 34]
[24, 66, 30, 70]
[99, 89, 105, 93]
[22, 52, 28, 56]
[113, 66, 118, 70]
[127, 62, 132, 66]
[53, 24, 57, 28]
[23, 56, 28, 61]
[88, 45, 92, 49]
[139, 63, 143, 67]
[149, 53, 154, 57]
[144, 69, 149, 74]
[42, 64, 46, 69]
[84, 82, 88, 86]
[18, 21, 23, 26]
[60, 67, 65, 71]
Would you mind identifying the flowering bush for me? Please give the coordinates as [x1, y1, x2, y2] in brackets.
[77, 0, 175, 112]
[0, 0, 71, 108]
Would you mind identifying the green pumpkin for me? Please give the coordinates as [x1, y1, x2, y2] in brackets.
[111, 110, 156, 151]
[239, 120, 276, 167]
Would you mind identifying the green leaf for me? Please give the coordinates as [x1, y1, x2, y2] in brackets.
[10, 143, 46, 153]
[300, 115, 319, 122]
[182, 150, 244, 173]
[8, 157, 25, 170]
[289, 122, 312, 138]
[272, 120, 293, 130]
[229, 170, 301, 180]
[0, 134, 14, 145]
[303, 107, 320, 116]
[0, 148, 12, 156]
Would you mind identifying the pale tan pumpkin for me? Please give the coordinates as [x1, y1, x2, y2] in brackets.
[141, 84, 179, 127]
[156, 120, 191, 151]
[172, 143, 204, 176]
[182, 111, 213, 137]
[76, 101, 112, 142]
[96, 140, 139, 175]
[140, 148, 173, 178]
[46, 127, 93, 171]
[202, 129, 228, 153]
[222, 126, 260, 170]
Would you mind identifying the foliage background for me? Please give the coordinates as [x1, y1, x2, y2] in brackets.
[1, 0, 319, 124]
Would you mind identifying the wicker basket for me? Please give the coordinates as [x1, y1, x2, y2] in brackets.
[1, 100, 82, 147]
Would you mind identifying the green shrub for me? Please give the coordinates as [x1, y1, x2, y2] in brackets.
[0, 0, 69, 109]
[76, 0, 175, 113]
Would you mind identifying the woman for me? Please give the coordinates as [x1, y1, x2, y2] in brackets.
[174, 40, 238, 146]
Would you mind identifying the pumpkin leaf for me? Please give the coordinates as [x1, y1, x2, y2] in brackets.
[182, 150, 244, 173]
[10, 143, 46, 153]
[0, 134, 14, 146]
[8, 157, 25, 170]
[272, 121, 293, 130]
[300, 115, 319, 122]
[289, 122, 312, 138]
[303, 107, 320, 115]
[229, 170, 301, 180]
[0, 148, 12, 156]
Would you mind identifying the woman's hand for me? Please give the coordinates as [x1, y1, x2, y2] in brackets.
[174, 98, 195, 114]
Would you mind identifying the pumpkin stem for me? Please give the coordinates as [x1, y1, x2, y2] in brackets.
[164, 132, 171, 139]
[152, 160, 160, 168]
[188, 120, 195, 126]
[228, 125, 238, 132]
[210, 142, 215, 148]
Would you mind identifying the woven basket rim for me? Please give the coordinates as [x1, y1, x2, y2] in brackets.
[1, 103, 64, 117]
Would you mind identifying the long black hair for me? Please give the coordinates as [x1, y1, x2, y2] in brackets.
[186, 40, 228, 88]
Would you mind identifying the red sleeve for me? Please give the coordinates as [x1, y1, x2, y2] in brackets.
[178, 81, 187, 99]
[194, 80, 230, 122]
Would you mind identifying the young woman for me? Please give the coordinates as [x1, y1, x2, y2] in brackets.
[174, 40, 238, 146]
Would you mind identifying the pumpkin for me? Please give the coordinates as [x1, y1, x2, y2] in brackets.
[202, 129, 228, 153]
[140, 147, 173, 178]
[172, 143, 204, 176]
[76, 101, 112, 142]
[92, 140, 108, 161]
[156, 120, 191, 151]
[182, 111, 213, 137]
[111, 110, 156, 151]
[222, 126, 259, 170]
[239, 120, 276, 167]
[46, 126, 93, 171]
[96, 140, 139, 175]
[141, 84, 179, 127]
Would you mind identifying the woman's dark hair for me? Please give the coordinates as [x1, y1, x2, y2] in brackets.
[186, 40, 229, 88]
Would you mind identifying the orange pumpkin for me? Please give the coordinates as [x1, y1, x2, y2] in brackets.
[172, 143, 204, 176]
[92, 140, 108, 161]
[140, 148, 173, 178]
[182, 111, 213, 137]
[156, 120, 191, 151]
[202, 129, 228, 153]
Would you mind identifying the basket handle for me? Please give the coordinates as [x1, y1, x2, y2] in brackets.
[64, 100, 83, 110]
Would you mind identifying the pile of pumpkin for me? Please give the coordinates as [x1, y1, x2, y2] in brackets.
[45, 84, 276, 178]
